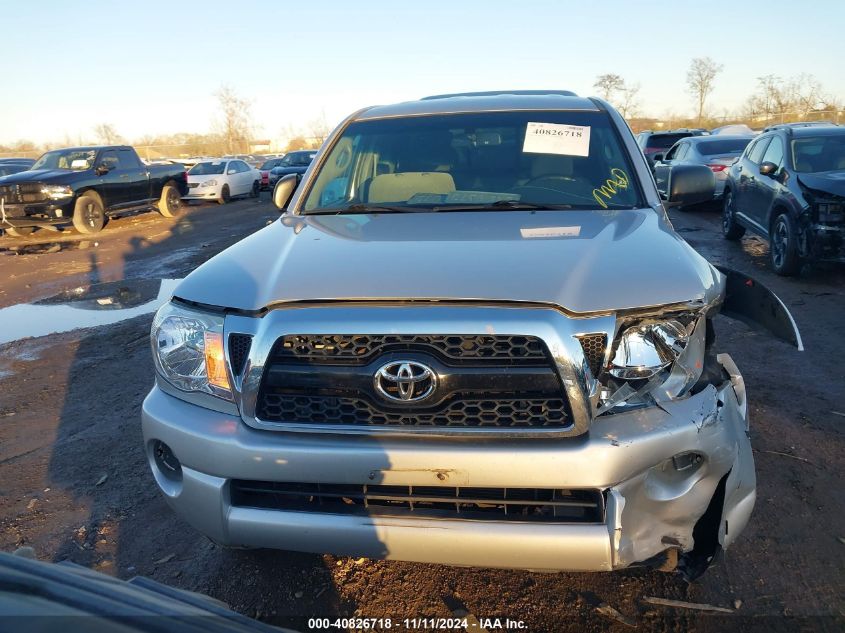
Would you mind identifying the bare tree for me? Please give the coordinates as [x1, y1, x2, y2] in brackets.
[686, 57, 723, 125]
[617, 83, 641, 119]
[94, 123, 123, 145]
[307, 112, 331, 147]
[215, 85, 252, 154]
[593, 74, 625, 102]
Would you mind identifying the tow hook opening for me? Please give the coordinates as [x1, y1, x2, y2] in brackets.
[678, 470, 730, 582]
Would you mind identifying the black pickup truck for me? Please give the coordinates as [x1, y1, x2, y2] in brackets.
[0, 145, 188, 236]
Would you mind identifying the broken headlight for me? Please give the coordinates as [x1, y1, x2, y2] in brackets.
[598, 314, 706, 413]
[151, 302, 232, 400]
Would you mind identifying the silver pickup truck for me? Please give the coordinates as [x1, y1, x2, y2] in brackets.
[142, 90, 801, 578]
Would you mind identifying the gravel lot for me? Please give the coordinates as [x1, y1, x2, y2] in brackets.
[0, 197, 843, 632]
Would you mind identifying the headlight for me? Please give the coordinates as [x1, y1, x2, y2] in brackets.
[41, 185, 73, 200]
[151, 302, 232, 399]
[599, 314, 706, 412]
[609, 320, 688, 380]
[201, 179, 218, 188]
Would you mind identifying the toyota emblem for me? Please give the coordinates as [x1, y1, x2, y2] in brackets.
[374, 360, 436, 403]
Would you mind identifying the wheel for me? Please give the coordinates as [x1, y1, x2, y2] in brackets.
[770, 212, 801, 276]
[218, 184, 230, 205]
[250, 181, 259, 198]
[721, 189, 745, 241]
[4, 226, 34, 237]
[157, 182, 183, 218]
[72, 194, 106, 234]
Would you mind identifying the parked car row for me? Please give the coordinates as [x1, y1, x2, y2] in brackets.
[651, 121, 845, 275]
[0, 146, 186, 236]
[0, 144, 320, 236]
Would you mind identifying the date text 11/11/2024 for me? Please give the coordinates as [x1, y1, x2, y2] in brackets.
[307, 617, 528, 630]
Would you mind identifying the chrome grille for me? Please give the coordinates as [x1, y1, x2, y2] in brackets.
[272, 334, 549, 365]
[255, 333, 572, 430]
[257, 393, 569, 428]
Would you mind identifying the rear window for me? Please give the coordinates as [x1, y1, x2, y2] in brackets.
[645, 134, 689, 149]
[696, 139, 752, 156]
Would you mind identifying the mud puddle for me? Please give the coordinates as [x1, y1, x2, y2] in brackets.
[0, 278, 180, 344]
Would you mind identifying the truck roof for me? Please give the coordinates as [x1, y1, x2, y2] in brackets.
[356, 91, 601, 122]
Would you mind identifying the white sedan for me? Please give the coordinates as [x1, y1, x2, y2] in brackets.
[183, 159, 260, 204]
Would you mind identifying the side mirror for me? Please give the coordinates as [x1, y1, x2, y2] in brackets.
[759, 161, 778, 177]
[665, 164, 715, 207]
[273, 173, 299, 211]
[652, 153, 665, 163]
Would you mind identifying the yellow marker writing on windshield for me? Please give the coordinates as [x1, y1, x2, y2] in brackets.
[592, 168, 629, 209]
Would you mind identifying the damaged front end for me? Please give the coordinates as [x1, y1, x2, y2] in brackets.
[798, 181, 845, 263]
[590, 267, 799, 579]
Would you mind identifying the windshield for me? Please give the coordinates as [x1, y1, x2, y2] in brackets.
[189, 161, 226, 175]
[791, 135, 845, 173]
[302, 110, 642, 213]
[697, 138, 752, 156]
[280, 152, 316, 167]
[31, 149, 97, 171]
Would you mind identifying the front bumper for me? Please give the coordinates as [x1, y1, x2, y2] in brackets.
[182, 185, 222, 201]
[141, 355, 754, 571]
[0, 200, 73, 227]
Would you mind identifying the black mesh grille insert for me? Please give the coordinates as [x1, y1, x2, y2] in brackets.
[228, 334, 252, 376]
[271, 334, 549, 366]
[256, 333, 571, 430]
[230, 480, 605, 523]
[257, 394, 569, 428]
[578, 334, 607, 377]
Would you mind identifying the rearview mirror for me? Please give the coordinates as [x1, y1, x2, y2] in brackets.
[665, 164, 715, 207]
[759, 161, 778, 176]
[273, 173, 299, 211]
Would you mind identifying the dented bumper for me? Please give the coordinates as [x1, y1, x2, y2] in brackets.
[141, 354, 753, 572]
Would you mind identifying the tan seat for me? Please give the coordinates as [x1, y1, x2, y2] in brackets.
[367, 172, 455, 203]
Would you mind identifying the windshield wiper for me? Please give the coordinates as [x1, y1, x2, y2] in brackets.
[430, 200, 573, 212]
[305, 203, 421, 215]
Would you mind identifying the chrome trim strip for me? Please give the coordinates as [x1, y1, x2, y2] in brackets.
[226, 305, 616, 438]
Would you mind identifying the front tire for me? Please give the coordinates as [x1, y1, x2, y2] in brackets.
[72, 194, 105, 234]
[158, 182, 183, 218]
[770, 213, 801, 276]
[722, 189, 745, 241]
[218, 184, 230, 205]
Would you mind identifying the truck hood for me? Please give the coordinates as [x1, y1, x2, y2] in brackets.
[174, 209, 721, 314]
[797, 170, 845, 198]
[0, 168, 81, 184]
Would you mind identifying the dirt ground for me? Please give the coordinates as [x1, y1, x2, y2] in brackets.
[0, 197, 843, 632]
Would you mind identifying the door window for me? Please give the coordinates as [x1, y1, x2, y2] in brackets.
[761, 136, 784, 167]
[747, 137, 771, 164]
[100, 150, 119, 171]
[674, 143, 689, 160]
[118, 149, 141, 169]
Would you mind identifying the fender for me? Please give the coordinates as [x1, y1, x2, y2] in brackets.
[715, 265, 803, 351]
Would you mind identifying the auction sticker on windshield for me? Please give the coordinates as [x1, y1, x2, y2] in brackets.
[523, 122, 590, 156]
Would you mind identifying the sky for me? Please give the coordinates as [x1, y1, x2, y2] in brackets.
[2, 0, 844, 146]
